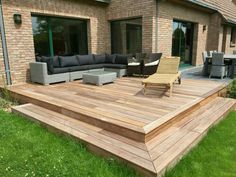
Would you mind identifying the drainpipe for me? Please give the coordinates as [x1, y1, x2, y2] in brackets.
[155, 0, 159, 52]
[0, 0, 11, 85]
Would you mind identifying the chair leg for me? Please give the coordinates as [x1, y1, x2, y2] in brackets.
[178, 77, 181, 84]
[143, 84, 146, 95]
[169, 85, 173, 97]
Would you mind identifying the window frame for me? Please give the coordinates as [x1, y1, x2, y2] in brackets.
[230, 27, 236, 47]
[31, 14, 88, 57]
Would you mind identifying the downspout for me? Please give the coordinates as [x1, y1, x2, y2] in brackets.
[155, 0, 159, 52]
[0, 0, 11, 85]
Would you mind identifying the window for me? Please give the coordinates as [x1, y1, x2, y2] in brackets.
[111, 18, 142, 54]
[32, 15, 88, 56]
[230, 27, 236, 47]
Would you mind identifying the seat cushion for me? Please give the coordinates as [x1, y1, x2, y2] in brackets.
[69, 65, 90, 72]
[87, 64, 105, 70]
[77, 55, 95, 65]
[103, 64, 127, 69]
[128, 62, 141, 66]
[52, 67, 70, 74]
[115, 54, 129, 65]
[105, 54, 116, 64]
[144, 60, 160, 66]
[59, 56, 79, 67]
[94, 54, 106, 64]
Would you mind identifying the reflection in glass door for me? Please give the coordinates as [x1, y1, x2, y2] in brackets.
[172, 20, 194, 65]
[111, 18, 142, 54]
[126, 24, 142, 54]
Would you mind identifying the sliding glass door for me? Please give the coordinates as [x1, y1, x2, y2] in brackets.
[111, 18, 142, 54]
[172, 20, 194, 65]
[32, 15, 88, 56]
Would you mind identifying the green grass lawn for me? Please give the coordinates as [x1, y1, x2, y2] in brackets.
[1, 109, 236, 177]
[230, 79, 236, 99]
[165, 111, 236, 177]
[0, 110, 139, 177]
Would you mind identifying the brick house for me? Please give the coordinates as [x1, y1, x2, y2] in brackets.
[0, 0, 235, 85]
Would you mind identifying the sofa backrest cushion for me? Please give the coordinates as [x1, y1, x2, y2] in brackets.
[59, 56, 79, 67]
[77, 55, 95, 65]
[41, 56, 60, 68]
[41, 56, 54, 74]
[115, 54, 129, 65]
[105, 54, 116, 64]
[36, 56, 42, 62]
[94, 54, 106, 64]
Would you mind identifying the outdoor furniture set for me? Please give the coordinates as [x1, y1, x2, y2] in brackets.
[30, 53, 161, 85]
[202, 51, 236, 79]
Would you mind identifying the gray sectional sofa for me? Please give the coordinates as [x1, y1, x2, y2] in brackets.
[30, 54, 130, 85]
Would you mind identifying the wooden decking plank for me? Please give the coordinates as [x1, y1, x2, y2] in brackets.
[15, 89, 147, 130]
[22, 104, 151, 160]
[12, 104, 156, 173]
[153, 131, 200, 173]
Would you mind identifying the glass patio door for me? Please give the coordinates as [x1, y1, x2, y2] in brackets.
[126, 24, 142, 54]
[172, 20, 194, 65]
[111, 18, 142, 54]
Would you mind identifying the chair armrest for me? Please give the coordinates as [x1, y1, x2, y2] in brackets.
[30, 62, 49, 83]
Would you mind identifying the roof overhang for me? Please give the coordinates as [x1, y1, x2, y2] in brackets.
[222, 17, 236, 26]
[161, 0, 217, 13]
[186, 0, 217, 11]
[186, 0, 236, 25]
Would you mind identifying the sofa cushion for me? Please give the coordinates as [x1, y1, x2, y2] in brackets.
[115, 54, 128, 65]
[59, 56, 79, 67]
[36, 56, 42, 62]
[103, 64, 127, 69]
[94, 54, 106, 64]
[69, 65, 90, 72]
[105, 54, 116, 64]
[87, 64, 105, 70]
[53, 56, 60, 68]
[41, 56, 54, 74]
[52, 67, 70, 74]
[41, 56, 60, 68]
[77, 55, 95, 65]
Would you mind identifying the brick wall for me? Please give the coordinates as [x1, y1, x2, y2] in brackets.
[157, 1, 210, 66]
[206, 13, 222, 51]
[1, 0, 108, 84]
[106, 0, 157, 53]
[218, 25, 224, 52]
[223, 26, 236, 54]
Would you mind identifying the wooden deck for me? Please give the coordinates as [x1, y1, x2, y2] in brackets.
[8, 71, 236, 177]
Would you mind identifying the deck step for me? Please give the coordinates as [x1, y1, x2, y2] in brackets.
[147, 97, 236, 176]
[12, 103, 156, 177]
[12, 97, 236, 177]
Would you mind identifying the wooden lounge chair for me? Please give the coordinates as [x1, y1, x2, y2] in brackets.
[142, 57, 181, 97]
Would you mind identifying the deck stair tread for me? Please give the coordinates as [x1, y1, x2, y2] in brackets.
[12, 96, 236, 177]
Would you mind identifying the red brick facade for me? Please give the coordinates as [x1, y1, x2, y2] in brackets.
[0, 0, 235, 84]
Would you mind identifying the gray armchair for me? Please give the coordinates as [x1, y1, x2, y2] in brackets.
[209, 53, 227, 79]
